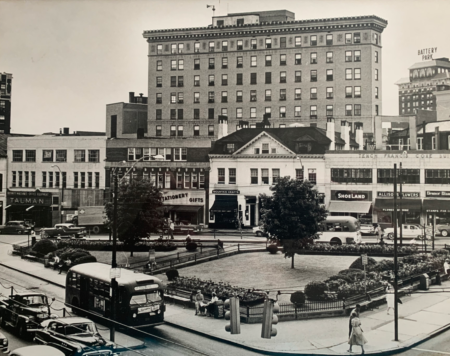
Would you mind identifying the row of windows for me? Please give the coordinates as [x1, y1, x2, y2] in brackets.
[72, 172, 100, 189]
[158, 86, 376, 106]
[12, 149, 100, 163]
[216, 168, 317, 185]
[155, 125, 215, 137]
[116, 171, 206, 190]
[127, 147, 187, 161]
[155, 32, 380, 54]
[160, 50, 377, 73]
[155, 69, 378, 87]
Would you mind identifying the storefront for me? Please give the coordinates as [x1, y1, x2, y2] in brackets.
[209, 191, 239, 229]
[328, 190, 373, 223]
[6, 191, 54, 227]
[424, 191, 450, 225]
[161, 190, 205, 225]
[374, 192, 422, 226]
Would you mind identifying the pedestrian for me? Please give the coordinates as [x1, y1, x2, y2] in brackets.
[59, 257, 72, 274]
[217, 239, 224, 250]
[169, 219, 175, 240]
[386, 283, 395, 315]
[376, 224, 383, 243]
[349, 304, 361, 337]
[348, 317, 367, 354]
[379, 236, 385, 247]
[194, 290, 204, 316]
[444, 259, 450, 275]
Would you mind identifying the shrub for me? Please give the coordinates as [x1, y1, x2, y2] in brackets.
[267, 244, 278, 254]
[186, 242, 198, 251]
[372, 259, 395, 273]
[32, 239, 57, 255]
[349, 256, 378, 271]
[338, 269, 365, 280]
[431, 249, 449, 258]
[73, 255, 97, 266]
[290, 291, 306, 306]
[325, 274, 353, 284]
[166, 269, 179, 281]
[304, 281, 329, 301]
[71, 251, 90, 261]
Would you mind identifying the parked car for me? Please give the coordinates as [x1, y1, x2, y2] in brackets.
[360, 224, 377, 236]
[34, 317, 118, 356]
[252, 225, 270, 237]
[0, 331, 8, 353]
[384, 224, 431, 240]
[0, 221, 31, 235]
[40, 223, 87, 239]
[436, 223, 450, 237]
[10, 345, 65, 356]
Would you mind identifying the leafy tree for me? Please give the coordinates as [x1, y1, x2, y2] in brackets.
[260, 177, 328, 268]
[105, 179, 164, 256]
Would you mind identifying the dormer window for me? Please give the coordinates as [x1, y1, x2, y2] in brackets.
[226, 143, 235, 153]
[262, 143, 269, 154]
[254, 148, 260, 154]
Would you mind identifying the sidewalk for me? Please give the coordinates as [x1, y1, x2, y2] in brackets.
[2, 253, 450, 355]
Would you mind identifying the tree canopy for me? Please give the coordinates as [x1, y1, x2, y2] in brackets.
[260, 177, 328, 267]
[105, 179, 165, 254]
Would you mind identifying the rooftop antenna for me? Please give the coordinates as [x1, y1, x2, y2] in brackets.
[207, 4, 215, 17]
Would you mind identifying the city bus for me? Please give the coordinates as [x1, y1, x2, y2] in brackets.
[315, 216, 362, 245]
[65, 262, 165, 328]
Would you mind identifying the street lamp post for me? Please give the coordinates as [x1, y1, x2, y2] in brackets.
[393, 164, 399, 341]
[51, 165, 63, 223]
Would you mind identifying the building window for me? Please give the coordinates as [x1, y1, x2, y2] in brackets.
[295, 53, 302, 65]
[295, 106, 301, 117]
[280, 37, 286, 48]
[95, 172, 100, 188]
[156, 125, 162, 136]
[272, 169, 280, 184]
[156, 93, 162, 104]
[194, 108, 200, 120]
[250, 73, 257, 85]
[208, 125, 214, 137]
[251, 38, 257, 49]
[222, 74, 228, 86]
[12, 150, 23, 162]
[193, 125, 200, 136]
[87, 172, 93, 188]
[326, 34, 333, 45]
[345, 51, 352, 62]
[265, 72, 272, 84]
[279, 107, 286, 118]
[156, 77, 162, 87]
[326, 69, 333, 81]
[171, 60, 177, 70]
[310, 87, 317, 99]
[18, 171, 23, 187]
[354, 104, 361, 116]
[209, 58, 215, 69]
[250, 107, 257, 118]
[157, 44, 162, 54]
[280, 54, 286, 66]
[310, 52, 317, 64]
[74, 150, 85, 162]
[331, 168, 372, 183]
[261, 169, 269, 184]
[194, 42, 200, 53]
[208, 108, 214, 119]
[354, 86, 361, 98]
[296, 168, 304, 181]
[375, 51, 379, 63]
[236, 73, 243, 85]
[178, 76, 184, 87]
[208, 91, 214, 103]
[174, 148, 187, 161]
[346, 86, 353, 98]
[74, 172, 79, 188]
[265, 55, 272, 66]
[156, 109, 162, 120]
[42, 171, 46, 188]
[295, 36, 302, 47]
[236, 90, 243, 102]
[170, 76, 176, 87]
[222, 41, 228, 51]
[170, 109, 176, 120]
[194, 58, 200, 70]
[237, 56, 243, 68]
[25, 171, 29, 188]
[375, 104, 379, 115]
[170, 92, 176, 104]
[280, 89, 286, 101]
[209, 41, 215, 52]
[354, 32, 361, 43]
[280, 71, 286, 83]
[310, 105, 317, 118]
[43, 150, 53, 162]
[237, 40, 243, 50]
[310, 35, 317, 46]
[221, 91, 228, 103]
[157, 60, 162, 71]
[265, 107, 271, 118]
[354, 68, 361, 80]
[218, 168, 225, 184]
[171, 43, 177, 54]
[31, 171, 36, 187]
[326, 51, 333, 63]
[178, 60, 184, 70]
[375, 69, 379, 81]
[229, 168, 236, 184]
[251, 169, 258, 184]
[295, 71, 301, 83]
[250, 90, 257, 102]
[265, 38, 272, 49]
[326, 105, 333, 117]
[295, 88, 302, 100]
[177, 125, 183, 136]
[308, 169, 317, 184]
[346, 104, 352, 116]
[326, 87, 333, 99]
[354, 50, 361, 62]
[236, 108, 243, 118]
[251, 56, 257, 67]
[345, 68, 352, 80]
[194, 75, 200, 87]
[178, 92, 184, 104]
[12, 171, 16, 187]
[310, 70, 317, 82]
[379, 169, 420, 184]
[345, 33, 352, 43]
[265, 89, 272, 101]
[417, 137, 423, 150]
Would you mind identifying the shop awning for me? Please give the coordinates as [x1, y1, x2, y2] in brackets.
[374, 199, 422, 212]
[26, 206, 35, 211]
[328, 201, 372, 214]
[423, 199, 450, 213]
[4, 205, 11, 210]
[172, 206, 202, 213]
[210, 196, 238, 213]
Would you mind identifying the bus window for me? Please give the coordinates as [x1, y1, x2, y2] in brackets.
[130, 291, 162, 305]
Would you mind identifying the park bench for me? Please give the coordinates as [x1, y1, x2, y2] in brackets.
[343, 286, 385, 312]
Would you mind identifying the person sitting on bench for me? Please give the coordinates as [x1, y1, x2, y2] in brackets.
[59, 257, 72, 274]
[206, 292, 219, 317]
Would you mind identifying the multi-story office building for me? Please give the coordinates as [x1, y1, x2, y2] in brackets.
[7, 130, 106, 227]
[0, 73, 13, 134]
[396, 57, 450, 116]
[143, 10, 387, 139]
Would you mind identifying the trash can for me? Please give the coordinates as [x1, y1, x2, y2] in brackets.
[213, 300, 224, 319]
[419, 273, 430, 290]
[44, 258, 49, 267]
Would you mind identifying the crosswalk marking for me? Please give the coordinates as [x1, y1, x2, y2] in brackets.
[413, 348, 450, 355]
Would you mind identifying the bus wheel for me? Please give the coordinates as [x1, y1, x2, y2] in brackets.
[92, 226, 101, 234]
[330, 238, 341, 245]
[441, 230, 448, 237]
[387, 233, 394, 240]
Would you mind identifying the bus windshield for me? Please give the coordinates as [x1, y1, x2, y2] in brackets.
[130, 291, 162, 305]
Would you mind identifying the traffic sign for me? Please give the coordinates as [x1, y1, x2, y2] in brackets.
[361, 254, 368, 266]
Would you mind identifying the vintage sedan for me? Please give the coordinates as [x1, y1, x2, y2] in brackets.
[435, 223, 450, 237]
[34, 317, 118, 356]
[0, 221, 31, 235]
[0, 330, 8, 353]
[40, 224, 87, 239]
[384, 224, 431, 240]
[10, 345, 65, 356]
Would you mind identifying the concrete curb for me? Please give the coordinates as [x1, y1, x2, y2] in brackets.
[0, 262, 66, 288]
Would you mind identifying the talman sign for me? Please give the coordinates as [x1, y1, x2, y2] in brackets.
[7, 191, 53, 206]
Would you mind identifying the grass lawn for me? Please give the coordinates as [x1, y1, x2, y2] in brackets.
[156, 252, 388, 302]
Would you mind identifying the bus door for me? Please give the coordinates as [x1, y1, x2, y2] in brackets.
[79, 277, 90, 310]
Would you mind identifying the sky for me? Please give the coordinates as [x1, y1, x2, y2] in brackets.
[1, 0, 449, 135]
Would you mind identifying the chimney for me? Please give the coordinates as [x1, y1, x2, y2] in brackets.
[129, 92, 135, 103]
[341, 121, 350, 150]
[63, 127, 69, 135]
[326, 117, 335, 150]
[218, 115, 228, 139]
[435, 126, 440, 149]
[355, 122, 364, 150]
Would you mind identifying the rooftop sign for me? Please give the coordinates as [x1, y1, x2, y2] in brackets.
[418, 47, 437, 61]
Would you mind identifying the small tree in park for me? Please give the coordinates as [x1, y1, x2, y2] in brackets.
[105, 179, 165, 256]
[260, 177, 328, 268]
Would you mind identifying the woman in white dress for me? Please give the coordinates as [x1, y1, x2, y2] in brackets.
[348, 317, 367, 354]
[386, 284, 395, 315]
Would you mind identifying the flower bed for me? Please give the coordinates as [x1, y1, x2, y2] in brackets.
[168, 276, 266, 306]
[299, 242, 418, 255]
[54, 239, 177, 252]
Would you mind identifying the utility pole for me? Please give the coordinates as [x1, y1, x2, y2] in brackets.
[399, 162, 403, 247]
[393, 164, 399, 341]
[110, 173, 118, 342]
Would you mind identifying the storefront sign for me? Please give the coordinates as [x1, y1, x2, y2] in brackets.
[418, 47, 437, 61]
[161, 190, 205, 205]
[212, 190, 240, 194]
[7, 191, 52, 206]
[332, 190, 371, 201]
[426, 191, 450, 197]
[377, 191, 420, 198]
[358, 152, 449, 159]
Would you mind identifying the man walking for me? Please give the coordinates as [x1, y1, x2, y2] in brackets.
[349, 304, 361, 337]
[169, 219, 175, 240]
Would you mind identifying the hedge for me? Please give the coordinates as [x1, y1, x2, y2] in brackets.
[55, 240, 177, 252]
